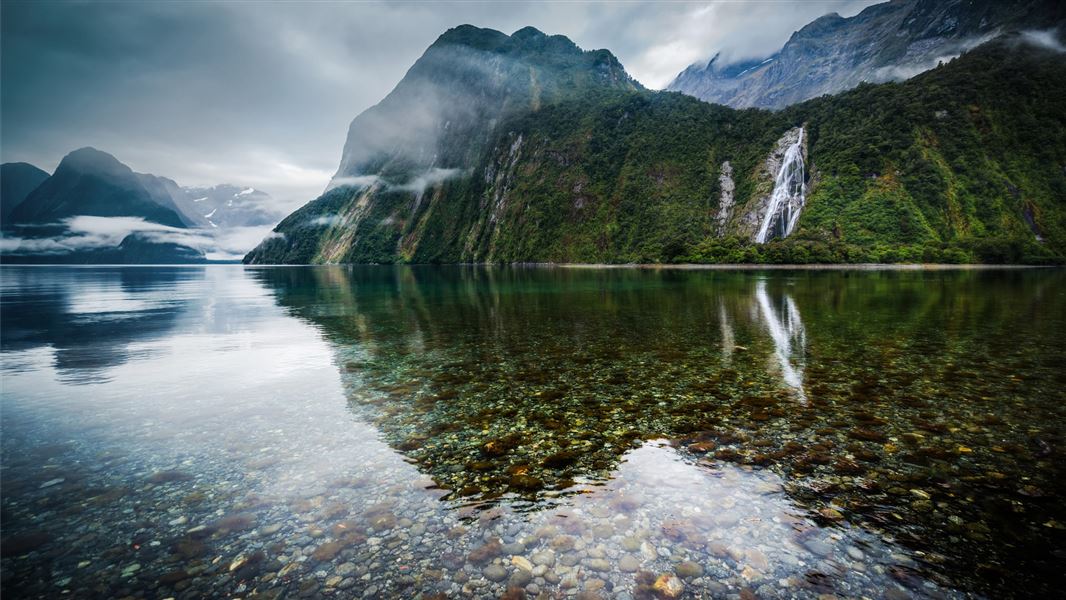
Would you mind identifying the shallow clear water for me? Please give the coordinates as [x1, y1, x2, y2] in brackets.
[1, 265, 1064, 599]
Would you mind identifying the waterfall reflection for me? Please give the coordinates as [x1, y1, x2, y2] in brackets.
[753, 279, 807, 402]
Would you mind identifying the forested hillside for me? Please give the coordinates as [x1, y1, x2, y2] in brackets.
[247, 33, 1065, 265]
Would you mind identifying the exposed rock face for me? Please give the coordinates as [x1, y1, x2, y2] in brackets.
[667, 0, 1064, 109]
[714, 161, 735, 236]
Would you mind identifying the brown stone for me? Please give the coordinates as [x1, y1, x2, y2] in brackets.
[311, 540, 346, 562]
[467, 538, 502, 564]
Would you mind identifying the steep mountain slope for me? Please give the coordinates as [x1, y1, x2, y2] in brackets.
[2, 148, 207, 263]
[769, 37, 1066, 262]
[667, 0, 1064, 110]
[0, 162, 49, 224]
[181, 185, 282, 228]
[6, 148, 193, 229]
[331, 25, 640, 185]
[245, 25, 640, 264]
[247, 32, 1065, 265]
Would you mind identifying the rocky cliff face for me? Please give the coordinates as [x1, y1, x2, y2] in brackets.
[667, 0, 1064, 109]
[713, 161, 735, 236]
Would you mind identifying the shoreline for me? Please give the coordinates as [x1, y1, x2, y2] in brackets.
[1, 262, 1058, 270]
[551, 262, 1055, 270]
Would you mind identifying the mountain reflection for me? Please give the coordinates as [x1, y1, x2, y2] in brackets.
[250, 266, 1020, 508]
[0, 267, 200, 384]
[254, 266, 810, 506]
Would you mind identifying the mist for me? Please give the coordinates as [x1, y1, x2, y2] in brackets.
[1, 216, 277, 261]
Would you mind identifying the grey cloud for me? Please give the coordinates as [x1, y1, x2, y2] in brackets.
[872, 27, 1064, 83]
[329, 168, 466, 195]
[2, 0, 880, 215]
[308, 215, 345, 227]
[327, 175, 381, 191]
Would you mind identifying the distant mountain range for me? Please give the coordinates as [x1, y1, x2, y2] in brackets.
[1, 148, 282, 263]
[246, 21, 1066, 266]
[667, 0, 1064, 109]
[182, 185, 280, 229]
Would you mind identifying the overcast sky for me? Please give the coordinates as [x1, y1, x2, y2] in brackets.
[1, 0, 878, 212]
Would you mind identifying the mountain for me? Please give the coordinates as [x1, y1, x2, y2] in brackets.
[6, 147, 195, 229]
[180, 185, 282, 228]
[331, 25, 640, 186]
[667, 0, 1065, 110]
[248, 30, 1066, 265]
[2, 148, 283, 263]
[246, 25, 641, 264]
[0, 162, 49, 224]
[2, 148, 206, 263]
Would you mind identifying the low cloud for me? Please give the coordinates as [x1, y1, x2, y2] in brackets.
[308, 215, 345, 227]
[1, 216, 278, 261]
[391, 168, 466, 195]
[1019, 29, 1065, 53]
[870, 32, 997, 83]
[871, 28, 1064, 83]
[327, 175, 381, 191]
[329, 168, 466, 196]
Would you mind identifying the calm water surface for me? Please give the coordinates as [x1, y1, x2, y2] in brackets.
[1, 265, 1064, 599]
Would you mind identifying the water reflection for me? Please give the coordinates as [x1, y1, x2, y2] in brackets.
[250, 265, 1066, 597]
[1, 265, 1063, 599]
[753, 279, 806, 401]
[0, 267, 199, 383]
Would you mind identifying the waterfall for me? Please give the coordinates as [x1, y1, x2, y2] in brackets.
[755, 128, 806, 244]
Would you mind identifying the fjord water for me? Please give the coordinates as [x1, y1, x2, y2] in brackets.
[1, 266, 1064, 599]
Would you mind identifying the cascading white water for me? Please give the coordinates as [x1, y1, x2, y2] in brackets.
[755, 128, 806, 244]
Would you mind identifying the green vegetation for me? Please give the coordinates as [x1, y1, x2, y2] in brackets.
[247, 35, 1066, 265]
